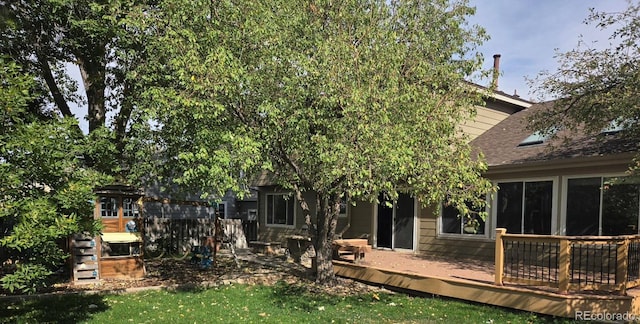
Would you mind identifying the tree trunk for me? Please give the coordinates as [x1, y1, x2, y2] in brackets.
[295, 188, 341, 286]
[77, 53, 106, 133]
[314, 192, 340, 286]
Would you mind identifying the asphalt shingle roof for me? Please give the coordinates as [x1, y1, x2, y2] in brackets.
[470, 101, 640, 167]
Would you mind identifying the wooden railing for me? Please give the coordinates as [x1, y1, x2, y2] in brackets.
[495, 228, 640, 295]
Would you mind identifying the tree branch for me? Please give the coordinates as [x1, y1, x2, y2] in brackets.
[38, 54, 73, 118]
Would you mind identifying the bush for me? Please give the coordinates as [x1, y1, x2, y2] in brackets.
[1, 264, 52, 295]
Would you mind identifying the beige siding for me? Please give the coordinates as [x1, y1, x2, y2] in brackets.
[416, 203, 494, 260]
[257, 189, 353, 244]
[343, 201, 374, 242]
[461, 104, 513, 140]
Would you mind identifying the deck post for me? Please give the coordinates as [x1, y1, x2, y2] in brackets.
[616, 238, 629, 295]
[558, 238, 570, 294]
[495, 228, 506, 286]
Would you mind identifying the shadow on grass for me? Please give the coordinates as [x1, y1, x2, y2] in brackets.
[268, 280, 379, 313]
[1, 293, 110, 323]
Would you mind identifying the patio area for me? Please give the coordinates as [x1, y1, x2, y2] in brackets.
[357, 249, 494, 284]
[333, 248, 640, 318]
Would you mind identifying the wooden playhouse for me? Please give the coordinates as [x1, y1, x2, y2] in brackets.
[70, 185, 145, 284]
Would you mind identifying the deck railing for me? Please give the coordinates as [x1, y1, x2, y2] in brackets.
[495, 228, 640, 294]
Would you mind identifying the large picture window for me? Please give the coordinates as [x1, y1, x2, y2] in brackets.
[566, 176, 640, 236]
[496, 180, 553, 234]
[266, 194, 295, 226]
[441, 202, 486, 235]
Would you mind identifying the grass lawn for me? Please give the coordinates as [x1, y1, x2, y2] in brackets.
[1, 281, 581, 323]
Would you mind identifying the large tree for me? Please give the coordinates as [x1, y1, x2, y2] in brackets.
[131, 0, 493, 284]
[0, 0, 149, 159]
[0, 57, 110, 294]
[530, 2, 640, 152]
[0, 0, 145, 293]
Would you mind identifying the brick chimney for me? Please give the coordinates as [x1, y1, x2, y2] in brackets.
[492, 54, 501, 89]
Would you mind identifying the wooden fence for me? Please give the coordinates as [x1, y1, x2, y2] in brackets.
[143, 218, 257, 256]
[495, 228, 640, 295]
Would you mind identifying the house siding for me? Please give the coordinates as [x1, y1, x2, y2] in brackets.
[412, 158, 634, 261]
[342, 202, 374, 240]
[460, 102, 519, 140]
[416, 204, 494, 260]
[256, 189, 370, 244]
[143, 202, 215, 219]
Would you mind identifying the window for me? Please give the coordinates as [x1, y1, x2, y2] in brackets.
[100, 197, 118, 217]
[566, 176, 640, 236]
[100, 233, 142, 257]
[101, 242, 141, 257]
[441, 202, 486, 235]
[339, 197, 348, 218]
[496, 180, 553, 234]
[518, 127, 560, 147]
[123, 198, 138, 217]
[266, 194, 295, 226]
[247, 209, 257, 221]
[217, 202, 227, 219]
[601, 119, 625, 135]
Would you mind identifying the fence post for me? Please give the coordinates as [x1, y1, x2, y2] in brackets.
[495, 228, 506, 286]
[558, 238, 571, 294]
[616, 238, 629, 295]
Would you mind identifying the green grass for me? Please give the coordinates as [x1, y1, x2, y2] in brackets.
[1, 282, 582, 323]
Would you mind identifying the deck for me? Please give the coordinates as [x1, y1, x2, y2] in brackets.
[333, 249, 640, 318]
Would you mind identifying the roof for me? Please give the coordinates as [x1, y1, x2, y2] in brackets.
[471, 101, 640, 168]
[94, 184, 144, 197]
[464, 80, 534, 110]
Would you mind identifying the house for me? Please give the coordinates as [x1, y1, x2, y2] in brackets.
[330, 100, 640, 316]
[142, 187, 257, 222]
[405, 99, 640, 261]
[253, 86, 533, 255]
[470, 101, 640, 235]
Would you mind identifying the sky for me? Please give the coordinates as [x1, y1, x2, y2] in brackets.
[467, 0, 630, 102]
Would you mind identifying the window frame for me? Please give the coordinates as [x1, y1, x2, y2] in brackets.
[101, 241, 142, 258]
[265, 193, 296, 228]
[99, 196, 119, 218]
[338, 197, 348, 218]
[438, 195, 490, 239]
[561, 173, 640, 236]
[217, 201, 227, 219]
[490, 177, 559, 237]
[122, 197, 139, 218]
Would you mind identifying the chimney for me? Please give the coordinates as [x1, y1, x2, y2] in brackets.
[492, 54, 501, 89]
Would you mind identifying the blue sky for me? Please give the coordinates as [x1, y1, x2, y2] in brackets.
[467, 0, 630, 101]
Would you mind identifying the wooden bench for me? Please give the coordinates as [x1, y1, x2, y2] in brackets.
[332, 239, 371, 264]
[249, 241, 281, 255]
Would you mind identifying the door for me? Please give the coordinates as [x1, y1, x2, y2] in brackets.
[394, 193, 414, 249]
[376, 193, 393, 248]
[376, 193, 415, 250]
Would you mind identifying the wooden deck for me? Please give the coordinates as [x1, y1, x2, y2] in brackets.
[333, 249, 640, 318]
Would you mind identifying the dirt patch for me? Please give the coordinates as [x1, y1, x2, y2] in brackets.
[9, 252, 388, 297]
